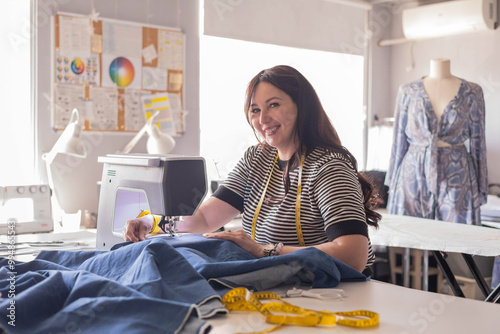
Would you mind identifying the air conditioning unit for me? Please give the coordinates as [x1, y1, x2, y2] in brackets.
[402, 0, 497, 40]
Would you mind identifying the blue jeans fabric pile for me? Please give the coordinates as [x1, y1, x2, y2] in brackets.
[0, 234, 366, 334]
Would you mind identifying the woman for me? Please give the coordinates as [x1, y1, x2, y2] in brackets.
[124, 65, 380, 273]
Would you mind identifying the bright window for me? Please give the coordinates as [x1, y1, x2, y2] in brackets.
[0, 1, 34, 186]
[200, 36, 365, 185]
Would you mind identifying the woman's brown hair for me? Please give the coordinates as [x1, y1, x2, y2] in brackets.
[244, 65, 380, 228]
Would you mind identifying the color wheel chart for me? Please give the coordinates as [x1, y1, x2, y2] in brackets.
[71, 58, 85, 75]
[109, 57, 135, 87]
[52, 12, 185, 133]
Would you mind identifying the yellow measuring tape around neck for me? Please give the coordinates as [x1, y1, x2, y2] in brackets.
[222, 287, 379, 333]
[251, 149, 307, 246]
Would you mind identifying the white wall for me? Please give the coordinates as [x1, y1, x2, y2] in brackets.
[372, 2, 500, 184]
[36, 0, 200, 214]
[367, 3, 401, 124]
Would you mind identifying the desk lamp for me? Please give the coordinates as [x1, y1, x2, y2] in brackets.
[43, 108, 87, 218]
[119, 110, 176, 154]
[49, 108, 86, 156]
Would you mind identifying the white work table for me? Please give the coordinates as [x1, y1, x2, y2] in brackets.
[4, 225, 500, 333]
[0, 229, 97, 262]
[209, 280, 500, 334]
[5, 229, 500, 333]
[369, 213, 500, 302]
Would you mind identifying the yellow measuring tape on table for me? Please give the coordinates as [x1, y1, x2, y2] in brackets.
[222, 287, 379, 333]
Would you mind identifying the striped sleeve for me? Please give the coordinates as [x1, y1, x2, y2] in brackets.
[311, 155, 368, 237]
[212, 185, 244, 212]
[309, 154, 374, 268]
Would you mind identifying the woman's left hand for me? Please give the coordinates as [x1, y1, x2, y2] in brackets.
[203, 229, 264, 258]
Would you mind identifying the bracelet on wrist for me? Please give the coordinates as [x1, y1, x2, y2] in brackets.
[263, 242, 284, 257]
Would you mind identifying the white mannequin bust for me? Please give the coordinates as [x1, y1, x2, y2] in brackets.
[422, 58, 461, 122]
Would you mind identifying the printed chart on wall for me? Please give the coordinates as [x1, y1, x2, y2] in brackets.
[52, 12, 185, 135]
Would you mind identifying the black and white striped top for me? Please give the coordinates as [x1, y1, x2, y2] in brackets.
[213, 144, 375, 268]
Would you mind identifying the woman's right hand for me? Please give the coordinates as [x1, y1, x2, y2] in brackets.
[123, 214, 154, 242]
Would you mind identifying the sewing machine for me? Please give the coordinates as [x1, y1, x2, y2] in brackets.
[0, 185, 53, 234]
[96, 154, 207, 250]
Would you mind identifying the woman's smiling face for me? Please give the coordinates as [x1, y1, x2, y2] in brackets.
[248, 82, 299, 160]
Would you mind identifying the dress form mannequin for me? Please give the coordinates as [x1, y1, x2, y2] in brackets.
[422, 58, 461, 122]
[385, 58, 488, 226]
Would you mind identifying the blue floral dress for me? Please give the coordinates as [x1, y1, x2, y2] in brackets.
[385, 78, 488, 225]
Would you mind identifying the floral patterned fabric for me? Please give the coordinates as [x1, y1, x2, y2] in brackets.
[385, 78, 488, 225]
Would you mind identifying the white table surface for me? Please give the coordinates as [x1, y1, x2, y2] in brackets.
[0, 229, 97, 262]
[209, 280, 500, 334]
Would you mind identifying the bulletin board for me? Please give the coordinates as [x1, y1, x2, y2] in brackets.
[52, 12, 186, 134]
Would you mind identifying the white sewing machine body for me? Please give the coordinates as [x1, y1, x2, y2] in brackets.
[96, 154, 207, 250]
[0, 184, 53, 234]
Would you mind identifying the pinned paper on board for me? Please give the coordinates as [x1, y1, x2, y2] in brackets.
[158, 30, 184, 70]
[102, 22, 142, 58]
[102, 55, 141, 89]
[141, 94, 175, 136]
[54, 85, 85, 129]
[88, 87, 119, 130]
[124, 89, 150, 131]
[142, 44, 158, 64]
[168, 93, 187, 135]
[141, 93, 185, 136]
[58, 15, 91, 55]
[142, 67, 167, 91]
[168, 71, 183, 92]
[55, 53, 100, 86]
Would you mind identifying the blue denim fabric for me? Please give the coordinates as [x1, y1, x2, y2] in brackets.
[0, 235, 366, 333]
[112, 235, 367, 291]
